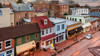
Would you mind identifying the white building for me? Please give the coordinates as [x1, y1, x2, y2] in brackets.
[70, 8, 89, 15]
[49, 18, 66, 44]
[66, 15, 91, 32]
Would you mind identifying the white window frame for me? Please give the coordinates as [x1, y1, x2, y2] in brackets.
[0, 41, 2, 50]
[5, 39, 12, 49]
[44, 19, 47, 25]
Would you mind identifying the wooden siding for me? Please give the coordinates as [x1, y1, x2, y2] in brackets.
[15, 33, 40, 46]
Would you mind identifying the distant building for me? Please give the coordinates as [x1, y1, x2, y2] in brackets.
[50, 0, 69, 17]
[32, 0, 49, 11]
[90, 16, 100, 29]
[11, 3, 35, 26]
[0, 0, 17, 3]
[66, 15, 91, 32]
[49, 17, 66, 43]
[0, 8, 11, 28]
[70, 8, 89, 15]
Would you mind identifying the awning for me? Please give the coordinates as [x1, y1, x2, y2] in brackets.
[16, 41, 34, 54]
[82, 22, 91, 28]
[68, 29, 76, 35]
[41, 33, 56, 41]
[76, 27, 83, 32]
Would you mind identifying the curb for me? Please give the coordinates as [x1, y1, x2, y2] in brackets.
[51, 28, 100, 56]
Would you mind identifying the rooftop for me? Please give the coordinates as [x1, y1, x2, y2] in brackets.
[0, 23, 40, 41]
[90, 17, 100, 22]
[49, 18, 78, 25]
[66, 15, 90, 17]
[11, 3, 34, 11]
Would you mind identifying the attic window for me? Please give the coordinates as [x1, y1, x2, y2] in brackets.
[44, 19, 47, 25]
[29, 5, 32, 10]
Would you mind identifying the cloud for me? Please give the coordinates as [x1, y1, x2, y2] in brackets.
[72, 0, 100, 6]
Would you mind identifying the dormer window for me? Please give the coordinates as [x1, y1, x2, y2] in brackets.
[29, 5, 32, 10]
[44, 19, 47, 25]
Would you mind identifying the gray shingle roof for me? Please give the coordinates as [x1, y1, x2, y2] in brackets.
[11, 3, 34, 11]
[89, 12, 100, 17]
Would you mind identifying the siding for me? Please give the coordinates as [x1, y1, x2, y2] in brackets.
[15, 33, 40, 46]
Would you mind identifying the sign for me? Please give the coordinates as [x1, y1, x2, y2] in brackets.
[51, 44, 53, 48]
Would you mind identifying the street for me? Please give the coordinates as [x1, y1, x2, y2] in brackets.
[57, 31, 100, 56]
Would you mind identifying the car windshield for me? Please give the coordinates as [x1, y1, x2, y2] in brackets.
[88, 34, 91, 37]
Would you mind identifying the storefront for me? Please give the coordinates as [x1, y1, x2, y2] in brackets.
[5, 48, 14, 56]
[0, 51, 5, 56]
[82, 22, 91, 32]
[68, 26, 83, 39]
[56, 33, 66, 43]
[16, 41, 36, 56]
[41, 33, 56, 49]
[0, 48, 14, 56]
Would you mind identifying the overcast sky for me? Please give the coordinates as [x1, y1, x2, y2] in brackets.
[27, 0, 100, 6]
[72, 0, 100, 6]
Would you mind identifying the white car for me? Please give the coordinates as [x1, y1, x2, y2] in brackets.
[85, 34, 93, 39]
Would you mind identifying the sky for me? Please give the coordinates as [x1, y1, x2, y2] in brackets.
[72, 0, 100, 6]
[27, 0, 100, 6]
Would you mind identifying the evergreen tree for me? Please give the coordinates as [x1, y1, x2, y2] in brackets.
[0, 3, 3, 8]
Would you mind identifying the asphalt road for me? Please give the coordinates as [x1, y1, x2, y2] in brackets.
[57, 31, 100, 56]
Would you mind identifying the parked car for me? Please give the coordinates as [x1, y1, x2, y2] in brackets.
[85, 34, 93, 39]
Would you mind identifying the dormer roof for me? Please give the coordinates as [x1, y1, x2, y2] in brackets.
[35, 16, 54, 29]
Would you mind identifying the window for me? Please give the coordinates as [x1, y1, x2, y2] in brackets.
[75, 18, 77, 21]
[5, 39, 11, 48]
[17, 38, 21, 44]
[44, 19, 47, 25]
[0, 10, 2, 15]
[62, 24, 64, 29]
[35, 33, 38, 39]
[67, 17, 68, 19]
[57, 25, 60, 31]
[46, 40, 52, 46]
[46, 41, 50, 46]
[80, 19, 82, 22]
[42, 30, 44, 35]
[50, 28, 52, 33]
[70, 18, 71, 20]
[0, 42, 2, 50]
[46, 29, 48, 34]
[72, 18, 74, 21]
[26, 36, 30, 42]
[42, 42, 44, 45]
[16, 22, 19, 25]
[6, 50, 13, 56]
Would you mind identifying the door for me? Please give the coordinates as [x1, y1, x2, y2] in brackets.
[56, 37, 58, 42]
[53, 38, 56, 44]
[36, 42, 40, 50]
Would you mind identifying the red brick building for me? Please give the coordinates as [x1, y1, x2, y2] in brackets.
[10, 3, 35, 26]
[32, 0, 49, 11]
[55, 4, 69, 17]
[50, 0, 69, 17]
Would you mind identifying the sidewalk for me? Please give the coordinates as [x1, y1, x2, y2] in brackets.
[34, 27, 100, 56]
